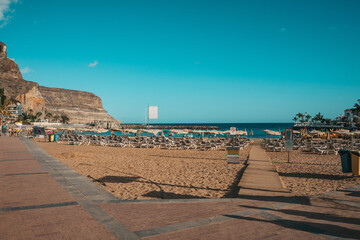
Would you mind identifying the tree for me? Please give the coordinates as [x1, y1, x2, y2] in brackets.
[53, 115, 60, 122]
[296, 113, 304, 123]
[45, 112, 53, 121]
[35, 112, 42, 121]
[16, 114, 24, 122]
[0, 88, 10, 125]
[60, 115, 69, 124]
[312, 112, 324, 123]
[355, 117, 360, 128]
[305, 114, 312, 122]
[292, 117, 298, 122]
[352, 103, 360, 115]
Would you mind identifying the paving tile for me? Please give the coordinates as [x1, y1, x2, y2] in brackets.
[0, 174, 75, 208]
[0, 160, 46, 175]
[142, 217, 326, 240]
[100, 201, 257, 231]
[0, 205, 117, 240]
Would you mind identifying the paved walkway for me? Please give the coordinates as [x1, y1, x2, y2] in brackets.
[1, 136, 360, 239]
[238, 142, 291, 196]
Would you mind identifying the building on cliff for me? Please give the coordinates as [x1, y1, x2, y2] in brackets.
[0, 42, 120, 126]
[7, 103, 22, 120]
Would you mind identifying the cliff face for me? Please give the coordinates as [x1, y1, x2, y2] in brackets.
[0, 56, 117, 124]
[39, 86, 115, 123]
[0, 58, 45, 114]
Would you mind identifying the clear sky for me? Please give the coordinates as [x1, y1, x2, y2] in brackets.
[1, 0, 359, 123]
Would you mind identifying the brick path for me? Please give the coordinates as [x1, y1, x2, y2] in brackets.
[1, 136, 359, 239]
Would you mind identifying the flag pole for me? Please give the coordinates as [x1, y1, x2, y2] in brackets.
[145, 107, 147, 126]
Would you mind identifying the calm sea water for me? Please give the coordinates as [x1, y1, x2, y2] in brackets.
[107, 123, 293, 139]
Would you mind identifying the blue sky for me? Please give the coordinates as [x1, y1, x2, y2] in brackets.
[1, 0, 359, 123]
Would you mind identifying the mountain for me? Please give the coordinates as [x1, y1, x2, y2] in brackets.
[0, 42, 119, 125]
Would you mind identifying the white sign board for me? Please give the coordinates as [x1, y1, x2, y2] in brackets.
[148, 106, 158, 119]
[230, 127, 236, 135]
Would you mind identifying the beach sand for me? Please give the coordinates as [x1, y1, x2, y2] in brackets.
[35, 139, 360, 199]
[35, 140, 250, 200]
[267, 150, 360, 196]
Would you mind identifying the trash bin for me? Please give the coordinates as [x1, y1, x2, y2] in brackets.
[226, 146, 240, 164]
[54, 134, 58, 141]
[350, 150, 360, 176]
[49, 134, 54, 142]
[339, 150, 352, 173]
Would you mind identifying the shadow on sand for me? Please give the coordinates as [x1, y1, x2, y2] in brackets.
[278, 172, 351, 180]
[142, 190, 207, 199]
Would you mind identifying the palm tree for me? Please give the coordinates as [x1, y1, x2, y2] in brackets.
[60, 115, 69, 124]
[292, 117, 298, 122]
[53, 115, 60, 122]
[312, 112, 324, 123]
[305, 114, 312, 122]
[45, 112, 53, 122]
[296, 113, 304, 122]
[352, 103, 360, 115]
[35, 112, 42, 121]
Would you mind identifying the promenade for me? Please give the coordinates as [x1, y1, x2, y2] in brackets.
[1, 136, 359, 239]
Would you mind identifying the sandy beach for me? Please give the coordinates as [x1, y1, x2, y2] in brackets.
[35, 139, 360, 199]
[268, 150, 360, 196]
[35, 140, 250, 200]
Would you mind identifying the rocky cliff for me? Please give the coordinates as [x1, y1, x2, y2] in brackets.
[39, 86, 115, 123]
[0, 55, 118, 125]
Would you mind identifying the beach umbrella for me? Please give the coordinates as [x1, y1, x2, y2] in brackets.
[335, 129, 350, 135]
[263, 129, 281, 136]
[127, 129, 138, 133]
[309, 130, 325, 137]
[207, 129, 219, 138]
[207, 129, 219, 134]
[144, 129, 162, 136]
[192, 130, 205, 137]
[97, 129, 109, 133]
[235, 130, 247, 136]
[169, 129, 188, 136]
[250, 129, 254, 136]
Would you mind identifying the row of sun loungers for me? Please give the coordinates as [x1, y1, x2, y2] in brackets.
[262, 138, 360, 155]
[59, 135, 253, 151]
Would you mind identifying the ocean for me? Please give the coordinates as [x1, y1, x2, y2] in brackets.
[109, 123, 294, 139]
